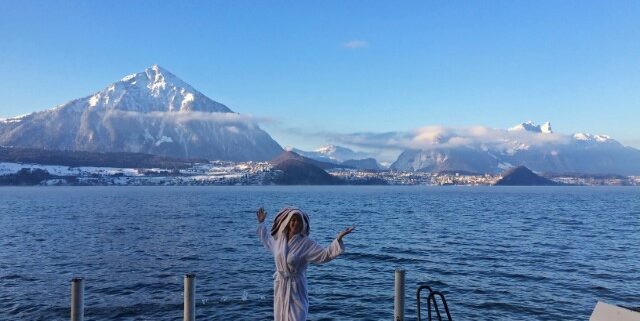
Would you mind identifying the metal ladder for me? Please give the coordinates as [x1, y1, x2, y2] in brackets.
[416, 284, 453, 321]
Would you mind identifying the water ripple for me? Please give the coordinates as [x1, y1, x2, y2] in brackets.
[0, 185, 638, 321]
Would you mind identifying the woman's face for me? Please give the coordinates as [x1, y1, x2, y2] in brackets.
[288, 214, 302, 236]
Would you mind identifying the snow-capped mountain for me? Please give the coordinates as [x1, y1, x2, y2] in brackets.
[391, 121, 640, 175]
[508, 121, 553, 133]
[0, 65, 283, 161]
[314, 145, 373, 162]
[292, 145, 372, 163]
[572, 133, 613, 143]
[290, 145, 383, 169]
[390, 147, 503, 174]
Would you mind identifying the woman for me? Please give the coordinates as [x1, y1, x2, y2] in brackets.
[256, 207, 355, 321]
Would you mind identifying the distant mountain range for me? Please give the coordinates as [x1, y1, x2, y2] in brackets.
[0, 65, 283, 161]
[1, 67, 639, 176]
[292, 145, 370, 162]
[292, 145, 383, 170]
[269, 150, 384, 185]
[391, 121, 640, 175]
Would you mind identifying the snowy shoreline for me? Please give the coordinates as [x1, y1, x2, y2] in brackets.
[1, 162, 638, 186]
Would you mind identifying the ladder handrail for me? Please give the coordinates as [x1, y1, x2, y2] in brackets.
[416, 284, 452, 321]
[416, 284, 433, 321]
[427, 291, 452, 321]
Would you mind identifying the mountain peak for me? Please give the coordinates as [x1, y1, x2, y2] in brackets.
[0, 66, 283, 161]
[85, 65, 233, 113]
[495, 166, 559, 186]
[302, 144, 373, 163]
[573, 133, 613, 143]
[119, 65, 195, 94]
[315, 145, 347, 154]
[508, 121, 553, 133]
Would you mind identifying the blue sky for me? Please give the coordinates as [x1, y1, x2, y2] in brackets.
[1, 1, 639, 152]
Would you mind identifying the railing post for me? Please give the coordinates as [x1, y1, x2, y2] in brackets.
[184, 273, 196, 321]
[70, 277, 84, 321]
[394, 269, 405, 321]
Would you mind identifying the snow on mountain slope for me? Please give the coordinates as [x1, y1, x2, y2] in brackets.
[81, 65, 232, 113]
[508, 121, 553, 133]
[291, 145, 383, 169]
[391, 121, 640, 175]
[312, 145, 372, 162]
[0, 65, 283, 161]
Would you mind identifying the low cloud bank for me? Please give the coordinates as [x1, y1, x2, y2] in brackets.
[105, 110, 273, 127]
[333, 125, 572, 152]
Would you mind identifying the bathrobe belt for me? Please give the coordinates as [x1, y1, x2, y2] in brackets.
[274, 270, 302, 321]
[273, 270, 301, 280]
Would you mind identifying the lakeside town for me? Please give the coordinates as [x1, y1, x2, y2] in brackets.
[1, 160, 638, 186]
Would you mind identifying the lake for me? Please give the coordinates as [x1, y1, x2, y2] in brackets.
[0, 186, 638, 320]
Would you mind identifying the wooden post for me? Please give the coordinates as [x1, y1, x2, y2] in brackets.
[184, 273, 196, 321]
[394, 269, 405, 321]
[70, 277, 84, 321]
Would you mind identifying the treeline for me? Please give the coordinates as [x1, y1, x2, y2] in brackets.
[0, 146, 202, 169]
[0, 168, 78, 185]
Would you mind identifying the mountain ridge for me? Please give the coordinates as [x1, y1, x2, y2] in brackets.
[0, 65, 283, 161]
[390, 121, 640, 175]
[291, 145, 383, 170]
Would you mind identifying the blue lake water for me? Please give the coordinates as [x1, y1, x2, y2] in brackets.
[0, 186, 638, 320]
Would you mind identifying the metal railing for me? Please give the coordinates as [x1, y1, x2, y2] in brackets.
[416, 283, 452, 321]
[70, 269, 452, 321]
[70, 273, 197, 321]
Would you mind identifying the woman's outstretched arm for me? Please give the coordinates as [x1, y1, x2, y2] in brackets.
[337, 225, 355, 243]
[256, 207, 274, 252]
[306, 225, 355, 264]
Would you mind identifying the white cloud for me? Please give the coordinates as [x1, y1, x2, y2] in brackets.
[333, 125, 572, 152]
[0, 113, 32, 123]
[248, 122, 588, 163]
[343, 40, 368, 49]
[104, 110, 274, 127]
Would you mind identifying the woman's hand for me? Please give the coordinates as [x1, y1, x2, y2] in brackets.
[257, 207, 266, 223]
[337, 225, 355, 242]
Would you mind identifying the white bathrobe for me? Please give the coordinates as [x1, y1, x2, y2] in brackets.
[257, 212, 344, 321]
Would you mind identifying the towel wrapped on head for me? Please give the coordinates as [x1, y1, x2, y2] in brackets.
[271, 207, 310, 238]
